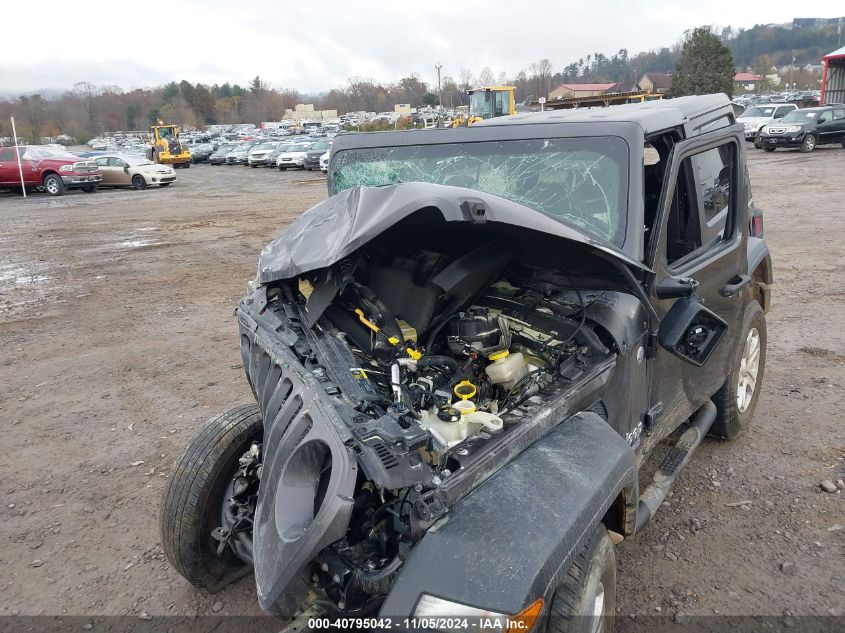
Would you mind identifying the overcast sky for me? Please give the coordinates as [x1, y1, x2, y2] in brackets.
[2, 1, 842, 96]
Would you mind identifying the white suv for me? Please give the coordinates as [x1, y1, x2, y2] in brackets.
[738, 103, 798, 146]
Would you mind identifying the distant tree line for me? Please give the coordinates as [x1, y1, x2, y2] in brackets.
[1, 22, 839, 142]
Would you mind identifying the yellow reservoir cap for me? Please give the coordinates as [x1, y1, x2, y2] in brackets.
[453, 380, 477, 400]
[488, 349, 510, 361]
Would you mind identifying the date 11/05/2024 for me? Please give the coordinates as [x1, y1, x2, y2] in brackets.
[308, 616, 535, 630]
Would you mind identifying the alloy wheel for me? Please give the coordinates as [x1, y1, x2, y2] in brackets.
[590, 581, 605, 633]
[737, 327, 761, 413]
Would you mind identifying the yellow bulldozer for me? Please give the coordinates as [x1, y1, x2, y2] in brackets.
[146, 123, 192, 168]
[450, 86, 516, 127]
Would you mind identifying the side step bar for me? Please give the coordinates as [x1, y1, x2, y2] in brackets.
[635, 401, 717, 533]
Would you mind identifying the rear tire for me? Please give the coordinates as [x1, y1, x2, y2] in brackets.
[160, 404, 262, 592]
[43, 173, 66, 196]
[132, 174, 147, 190]
[800, 134, 817, 153]
[711, 301, 766, 439]
[548, 524, 616, 633]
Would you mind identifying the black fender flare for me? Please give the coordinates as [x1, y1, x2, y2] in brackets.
[747, 237, 773, 312]
[379, 412, 637, 619]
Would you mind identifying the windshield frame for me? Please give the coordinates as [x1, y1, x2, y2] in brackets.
[328, 122, 645, 261]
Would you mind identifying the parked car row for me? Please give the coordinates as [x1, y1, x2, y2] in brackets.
[733, 90, 821, 110]
[197, 137, 332, 172]
[0, 145, 177, 196]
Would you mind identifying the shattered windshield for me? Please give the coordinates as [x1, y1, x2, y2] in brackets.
[330, 136, 629, 245]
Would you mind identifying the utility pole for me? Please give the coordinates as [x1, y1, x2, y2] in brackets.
[10, 116, 26, 198]
[791, 51, 795, 90]
[435, 62, 443, 123]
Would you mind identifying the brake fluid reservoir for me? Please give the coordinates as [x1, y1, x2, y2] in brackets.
[485, 350, 528, 390]
[419, 407, 469, 449]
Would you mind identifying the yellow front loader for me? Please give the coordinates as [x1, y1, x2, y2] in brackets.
[450, 86, 516, 127]
[146, 123, 192, 168]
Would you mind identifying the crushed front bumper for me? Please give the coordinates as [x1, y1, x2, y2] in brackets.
[237, 286, 358, 614]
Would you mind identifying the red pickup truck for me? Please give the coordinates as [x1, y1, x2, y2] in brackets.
[0, 146, 101, 196]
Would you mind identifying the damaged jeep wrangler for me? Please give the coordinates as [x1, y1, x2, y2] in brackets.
[161, 94, 772, 629]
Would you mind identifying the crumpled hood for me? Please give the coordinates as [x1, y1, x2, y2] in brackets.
[257, 182, 647, 284]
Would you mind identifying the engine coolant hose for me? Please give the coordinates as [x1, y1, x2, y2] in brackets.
[416, 355, 459, 375]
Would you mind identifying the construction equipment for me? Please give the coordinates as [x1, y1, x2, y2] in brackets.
[450, 86, 516, 127]
[146, 123, 192, 168]
[535, 90, 665, 111]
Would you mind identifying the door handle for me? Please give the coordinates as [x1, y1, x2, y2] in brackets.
[719, 274, 752, 297]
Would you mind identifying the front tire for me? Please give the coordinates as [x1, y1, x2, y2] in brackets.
[160, 404, 262, 592]
[548, 524, 616, 633]
[800, 134, 817, 153]
[132, 175, 147, 190]
[43, 173, 66, 196]
[711, 301, 766, 439]
[753, 136, 762, 149]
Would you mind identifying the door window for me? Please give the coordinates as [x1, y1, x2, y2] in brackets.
[774, 106, 793, 118]
[112, 158, 128, 168]
[0, 147, 24, 161]
[494, 91, 509, 117]
[833, 109, 845, 121]
[95, 157, 109, 167]
[666, 143, 735, 265]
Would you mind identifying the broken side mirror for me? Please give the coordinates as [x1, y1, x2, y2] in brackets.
[655, 276, 699, 300]
[658, 296, 727, 366]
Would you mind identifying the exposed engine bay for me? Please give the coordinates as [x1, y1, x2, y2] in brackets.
[236, 215, 629, 614]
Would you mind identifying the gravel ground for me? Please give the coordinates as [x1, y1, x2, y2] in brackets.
[0, 149, 843, 624]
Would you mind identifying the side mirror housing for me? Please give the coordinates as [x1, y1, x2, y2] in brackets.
[655, 276, 699, 300]
[658, 297, 728, 366]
